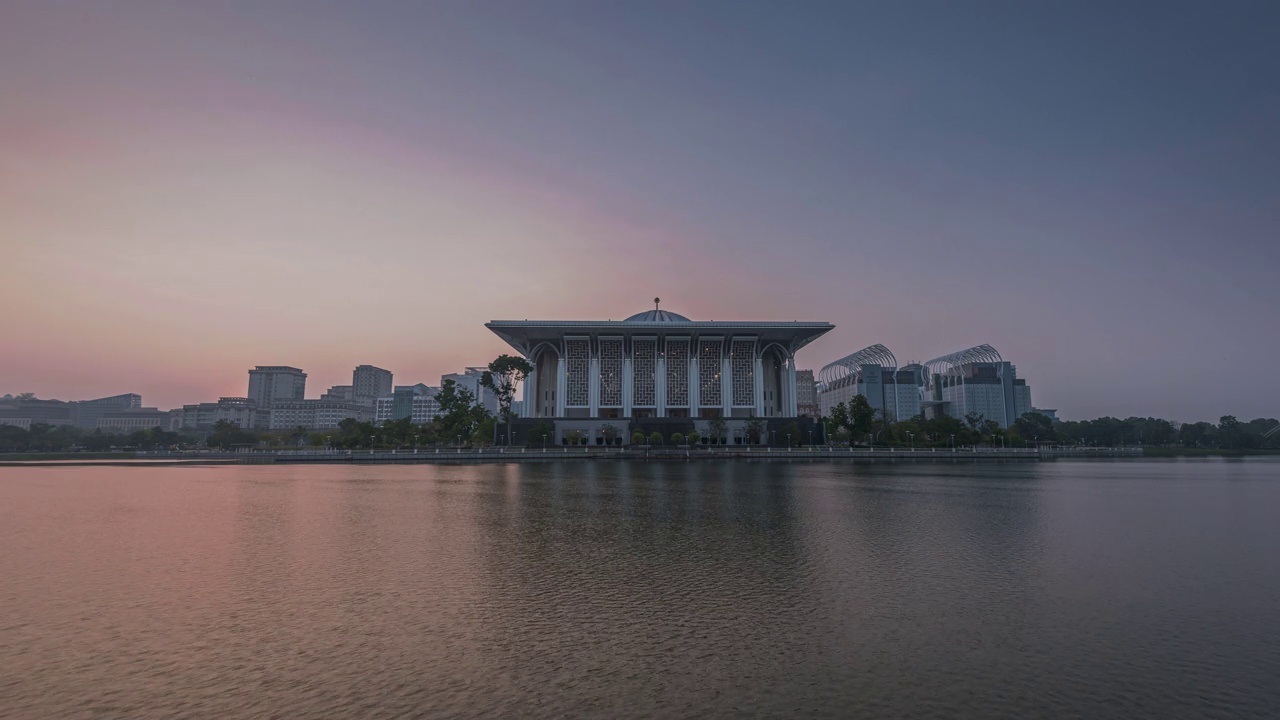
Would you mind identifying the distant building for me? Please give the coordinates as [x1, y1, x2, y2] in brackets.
[376, 384, 442, 424]
[182, 397, 267, 430]
[441, 368, 498, 415]
[818, 345, 921, 422]
[247, 366, 306, 406]
[96, 408, 173, 434]
[70, 394, 143, 429]
[353, 365, 393, 407]
[1031, 408, 1059, 423]
[0, 398, 73, 427]
[795, 370, 819, 417]
[268, 399, 372, 430]
[922, 345, 1031, 429]
[321, 385, 354, 402]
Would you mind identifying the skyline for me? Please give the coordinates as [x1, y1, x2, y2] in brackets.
[4, 2, 1279, 422]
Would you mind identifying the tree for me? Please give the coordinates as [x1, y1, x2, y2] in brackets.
[828, 402, 850, 443]
[671, 432, 685, 445]
[688, 431, 702, 446]
[648, 431, 664, 446]
[745, 418, 765, 444]
[480, 354, 533, 446]
[526, 421, 553, 448]
[781, 421, 801, 447]
[1014, 412, 1054, 443]
[631, 430, 646, 445]
[435, 379, 491, 445]
[206, 420, 257, 450]
[600, 423, 621, 446]
[849, 395, 876, 438]
[964, 412, 985, 431]
[708, 417, 727, 445]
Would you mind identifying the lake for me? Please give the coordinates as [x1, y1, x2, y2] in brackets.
[2, 459, 1277, 719]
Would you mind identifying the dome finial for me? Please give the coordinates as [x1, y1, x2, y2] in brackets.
[654, 297, 661, 311]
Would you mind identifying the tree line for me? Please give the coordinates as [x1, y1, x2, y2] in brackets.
[822, 396, 1279, 449]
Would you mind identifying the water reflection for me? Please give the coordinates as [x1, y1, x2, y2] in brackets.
[2, 460, 1278, 719]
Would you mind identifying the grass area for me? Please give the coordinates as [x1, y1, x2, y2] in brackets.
[0, 452, 138, 461]
[1143, 447, 1280, 458]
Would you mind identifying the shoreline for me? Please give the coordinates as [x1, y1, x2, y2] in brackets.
[1, 447, 1146, 466]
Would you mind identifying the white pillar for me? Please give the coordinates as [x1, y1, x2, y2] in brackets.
[656, 354, 666, 417]
[688, 351, 699, 417]
[555, 359, 566, 417]
[754, 357, 764, 416]
[787, 358, 798, 416]
[622, 353, 633, 418]
[589, 353, 600, 417]
[721, 353, 732, 417]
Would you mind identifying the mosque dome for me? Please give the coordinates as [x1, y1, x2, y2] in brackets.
[624, 308, 691, 322]
[625, 298, 690, 322]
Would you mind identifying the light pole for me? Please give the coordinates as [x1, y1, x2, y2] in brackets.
[771, 430, 776, 446]
[908, 432, 914, 450]
[949, 434, 955, 449]
[369, 435, 375, 454]
[542, 433, 547, 451]
[786, 433, 792, 449]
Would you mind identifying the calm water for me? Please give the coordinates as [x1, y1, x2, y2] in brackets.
[2, 459, 1278, 719]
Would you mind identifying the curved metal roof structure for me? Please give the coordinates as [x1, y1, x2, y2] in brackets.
[624, 309, 691, 323]
[922, 344, 1002, 389]
[818, 344, 897, 390]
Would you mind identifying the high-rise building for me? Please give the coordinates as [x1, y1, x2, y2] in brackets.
[441, 367, 498, 415]
[353, 365, 393, 406]
[247, 366, 306, 406]
[921, 345, 1032, 429]
[818, 345, 921, 422]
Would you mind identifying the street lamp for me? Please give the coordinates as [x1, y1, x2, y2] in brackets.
[907, 432, 914, 450]
[542, 433, 547, 451]
[949, 433, 955, 449]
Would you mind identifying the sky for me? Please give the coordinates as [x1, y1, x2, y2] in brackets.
[2, 1, 1277, 422]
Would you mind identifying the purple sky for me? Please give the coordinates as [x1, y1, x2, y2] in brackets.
[2, 1, 1277, 422]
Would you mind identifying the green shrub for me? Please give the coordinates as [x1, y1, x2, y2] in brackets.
[631, 430, 645, 445]
[648, 431, 664, 446]
[671, 432, 685, 445]
[688, 431, 701, 445]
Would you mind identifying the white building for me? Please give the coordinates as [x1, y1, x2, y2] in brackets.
[321, 385, 354, 401]
[485, 301, 833, 445]
[922, 345, 1032, 429]
[268, 399, 372, 431]
[247, 366, 306, 406]
[818, 345, 921, 422]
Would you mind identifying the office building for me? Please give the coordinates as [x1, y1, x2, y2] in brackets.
[922, 345, 1032, 429]
[247, 366, 306, 406]
[818, 345, 922, 422]
[795, 370, 819, 417]
[353, 365, 393, 406]
[440, 367, 498, 415]
[181, 397, 267, 430]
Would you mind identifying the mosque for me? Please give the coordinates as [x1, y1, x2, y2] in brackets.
[485, 299, 833, 445]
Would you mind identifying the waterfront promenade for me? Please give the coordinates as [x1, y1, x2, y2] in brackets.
[59, 445, 1145, 465]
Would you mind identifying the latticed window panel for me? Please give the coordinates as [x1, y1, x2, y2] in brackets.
[632, 339, 656, 406]
[731, 340, 756, 406]
[565, 339, 590, 406]
[599, 338, 623, 407]
[665, 339, 689, 406]
[698, 339, 722, 406]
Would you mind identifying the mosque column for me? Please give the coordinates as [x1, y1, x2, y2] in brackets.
[721, 353, 732, 417]
[555, 358, 567, 417]
[656, 353, 666, 418]
[688, 351, 699, 417]
[754, 356, 764, 416]
[589, 346, 600, 417]
[786, 356, 798, 416]
[622, 349, 633, 418]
